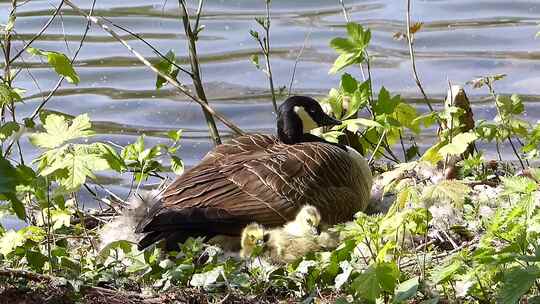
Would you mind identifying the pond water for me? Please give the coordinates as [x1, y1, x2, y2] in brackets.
[1, 0, 540, 227]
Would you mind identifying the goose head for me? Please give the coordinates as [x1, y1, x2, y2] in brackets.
[277, 96, 341, 144]
[295, 205, 322, 235]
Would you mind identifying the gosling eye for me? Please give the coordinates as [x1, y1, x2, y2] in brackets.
[307, 219, 313, 226]
[263, 233, 270, 243]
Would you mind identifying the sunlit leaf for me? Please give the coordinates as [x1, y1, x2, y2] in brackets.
[438, 132, 477, 157]
[498, 266, 540, 304]
[29, 114, 94, 149]
[155, 50, 179, 89]
[27, 47, 79, 84]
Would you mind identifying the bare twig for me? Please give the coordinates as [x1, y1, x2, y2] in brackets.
[178, 0, 222, 145]
[263, 0, 278, 113]
[101, 16, 193, 78]
[405, 0, 436, 115]
[28, 0, 97, 122]
[288, 30, 311, 96]
[9, 1, 64, 64]
[62, 0, 244, 136]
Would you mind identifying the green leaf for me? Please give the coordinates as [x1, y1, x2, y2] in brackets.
[250, 54, 261, 69]
[422, 180, 471, 207]
[498, 266, 540, 304]
[393, 276, 419, 303]
[170, 155, 184, 175]
[330, 37, 356, 54]
[0, 122, 20, 142]
[0, 83, 23, 107]
[155, 50, 179, 89]
[352, 265, 381, 301]
[29, 114, 94, 149]
[376, 261, 399, 293]
[330, 52, 363, 74]
[340, 73, 357, 94]
[346, 22, 371, 46]
[167, 129, 183, 143]
[374, 87, 400, 115]
[0, 230, 25, 256]
[438, 132, 477, 157]
[27, 47, 79, 84]
[431, 258, 463, 284]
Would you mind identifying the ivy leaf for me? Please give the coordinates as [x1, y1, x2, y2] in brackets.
[438, 132, 477, 157]
[155, 50, 179, 89]
[498, 266, 540, 304]
[376, 261, 399, 292]
[27, 47, 79, 84]
[29, 114, 94, 149]
[393, 276, 419, 303]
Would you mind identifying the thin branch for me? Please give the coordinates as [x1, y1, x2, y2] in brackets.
[101, 16, 193, 78]
[28, 0, 97, 122]
[178, 0, 222, 145]
[339, 0, 351, 22]
[405, 0, 436, 114]
[9, 0, 64, 64]
[263, 0, 278, 113]
[288, 29, 311, 96]
[62, 0, 244, 136]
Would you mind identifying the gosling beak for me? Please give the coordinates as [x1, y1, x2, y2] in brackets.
[256, 239, 264, 246]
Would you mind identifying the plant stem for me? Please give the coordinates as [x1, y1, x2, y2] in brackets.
[178, 0, 221, 145]
[406, 0, 438, 119]
[263, 0, 278, 113]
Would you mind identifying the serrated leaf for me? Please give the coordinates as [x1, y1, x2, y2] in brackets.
[422, 180, 471, 206]
[431, 258, 463, 284]
[374, 87, 400, 115]
[498, 266, 540, 304]
[0, 122, 20, 142]
[438, 132, 477, 157]
[28, 47, 79, 84]
[29, 114, 94, 149]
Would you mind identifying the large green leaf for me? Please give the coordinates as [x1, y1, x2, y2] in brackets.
[438, 132, 477, 157]
[374, 87, 400, 115]
[0, 83, 22, 107]
[29, 114, 94, 149]
[27, 47, 79, 84]
[352, 265, 381, 301]
[393, 276, 419, 303]
[498, 266, 540, 304]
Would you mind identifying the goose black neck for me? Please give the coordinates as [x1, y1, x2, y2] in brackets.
[277, 113, 329, 145]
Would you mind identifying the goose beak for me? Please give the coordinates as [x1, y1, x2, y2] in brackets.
[320, 114, 341, 127]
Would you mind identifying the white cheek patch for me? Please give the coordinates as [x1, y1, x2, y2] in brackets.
[293, 106, 318, 133]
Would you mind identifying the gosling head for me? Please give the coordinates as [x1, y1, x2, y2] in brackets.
[240, 223, 265, 258]
[277, 96, 341, 144]
[295, 205, 322, 235]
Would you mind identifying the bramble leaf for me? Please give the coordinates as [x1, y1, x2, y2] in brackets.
[29, 114, 94, 149]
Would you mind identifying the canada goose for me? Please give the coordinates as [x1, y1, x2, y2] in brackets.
[135, 95, 373, 250]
